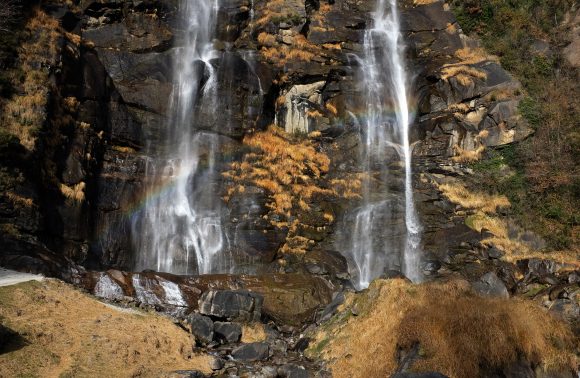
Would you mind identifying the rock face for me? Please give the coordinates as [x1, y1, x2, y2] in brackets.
[199, 290, 263, 322]
[83, 270, 334, 325]
[0, 0, 534, 294]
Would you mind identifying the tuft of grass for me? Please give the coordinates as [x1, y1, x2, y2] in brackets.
[310, 279, 577, 378]
[0, 9, 61, 151]
[59, 182, 85, 203]
[438, 182, 510, 214]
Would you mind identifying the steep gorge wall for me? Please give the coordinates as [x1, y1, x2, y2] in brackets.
[0, 0, 530, 279]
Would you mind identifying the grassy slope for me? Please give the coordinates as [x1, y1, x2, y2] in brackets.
[0, 280, 211, 378]
[448, 0, 579, 251]
[308, 279, 577, 378]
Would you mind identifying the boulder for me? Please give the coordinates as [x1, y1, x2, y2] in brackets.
[278, 364, 309, 378]
[213, 322, 242, 344]
[199, 290, 263, 322]
[231, 342, 269, 361]
[187, 313, 214, 345]
[472, 272, 509, 298]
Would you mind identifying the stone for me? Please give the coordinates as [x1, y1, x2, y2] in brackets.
[213, 322, 242, 344]
[210, 357, 225, 371]
[392, 373, 449, 378]
[231, 342, 270, 361]
[278, 364, 309, 378]
[167, 371, 206, 378]
[187, 313, 214, 345]
[472, 272, 509, 298]
[199, 290, 263, 322]
[279, 82, 326, 134]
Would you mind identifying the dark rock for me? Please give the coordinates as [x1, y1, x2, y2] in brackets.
[292, 337, 310, 352]
[472, 272, 509, 298]
[422, 260, 441, 274]
[199, 290, 263, 322]
[213, 322, 242, 344]
[231, 342, 269, 361]
[318, 291, 345, 323]
[210, 357, 225, 371]
[391, 373, 449, 378]
[187, 313, 214, 345]
[168, 371, 206, 378]
[278, 363, 309, 378]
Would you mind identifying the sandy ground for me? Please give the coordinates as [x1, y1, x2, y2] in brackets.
[0, 279, 211, 378]
[0, 267, 43, 287]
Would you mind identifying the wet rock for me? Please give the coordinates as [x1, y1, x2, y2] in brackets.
[214, 322, 242, 344]
[472, 272, 509, 298]
[187, 313, 214, 345]
[278, 363, 309, 378]
[199, 290, 263, 322]
[231, 342, 270, 361]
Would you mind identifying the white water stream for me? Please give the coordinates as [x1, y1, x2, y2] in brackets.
[342, 0, 421, 288]
[132, 0, 226, 275]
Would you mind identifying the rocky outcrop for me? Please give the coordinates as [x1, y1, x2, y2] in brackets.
[84, 269, 334, 325]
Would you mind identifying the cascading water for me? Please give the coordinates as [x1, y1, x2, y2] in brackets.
[132, 0, 228, 275]
[340, 0, 421, 288]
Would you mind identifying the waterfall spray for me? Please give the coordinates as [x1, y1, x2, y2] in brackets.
[340, 0, 421, 288]
[132, 0, 227, 275]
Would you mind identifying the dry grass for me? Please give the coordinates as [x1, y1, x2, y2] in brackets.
[441, 65, 487, 86]
[223, 125, 331, 216]
[454, 47, 498, 65]
[59, 181, 86, 203]
[413, 0, 439, 5]
[437, 182, 510, 213]
[309, 279, 577, 378]
[0, 280, 211, 377]
[0, 9, 61, 150]
[5, 191, 34, 207]
[257, 32, 277, 47]
[241, 323, 268, 343]
[224, 126, 361, 254]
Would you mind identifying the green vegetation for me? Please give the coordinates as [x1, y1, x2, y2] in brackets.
[450, 0, 579, 250]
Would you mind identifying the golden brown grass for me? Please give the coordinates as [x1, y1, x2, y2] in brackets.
[437, 182, 510, 213]
[309, 279, 577, 378]
[1, 9, 61, 150]
[5, 191, 34, 207]
[0, 280, 211, 378]
[223, 125, 331, 216]
[413, 0, 439, 5]
[224, 126, 361, 254]
[59, 181, 86, 203]
[441, 65, 487, 86]
[241, 323, 268, 343]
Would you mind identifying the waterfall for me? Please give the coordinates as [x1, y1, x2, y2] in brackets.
[132, 0, 228, 275]
[340, 0, 421, 288]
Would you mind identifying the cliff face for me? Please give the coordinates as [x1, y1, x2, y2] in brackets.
[0, 0, 530, 277]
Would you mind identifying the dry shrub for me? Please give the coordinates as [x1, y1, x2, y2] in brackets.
[413, 0, 439, 5]
[438, 182, 510, 213]
[223, 125, 331, 216]
[441, 65, 487, 86]
[59, 181, 85, 202]
[257, 32, 277, 47]
[1, 9, 61, 150]
[325, 102, 338, 115]
[454, 47, 499, 65]
[241, 323, 267, 343]
[310, 279, 577, 378]
[6, 192, 34, 207]
[451, 129, 489, 163]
